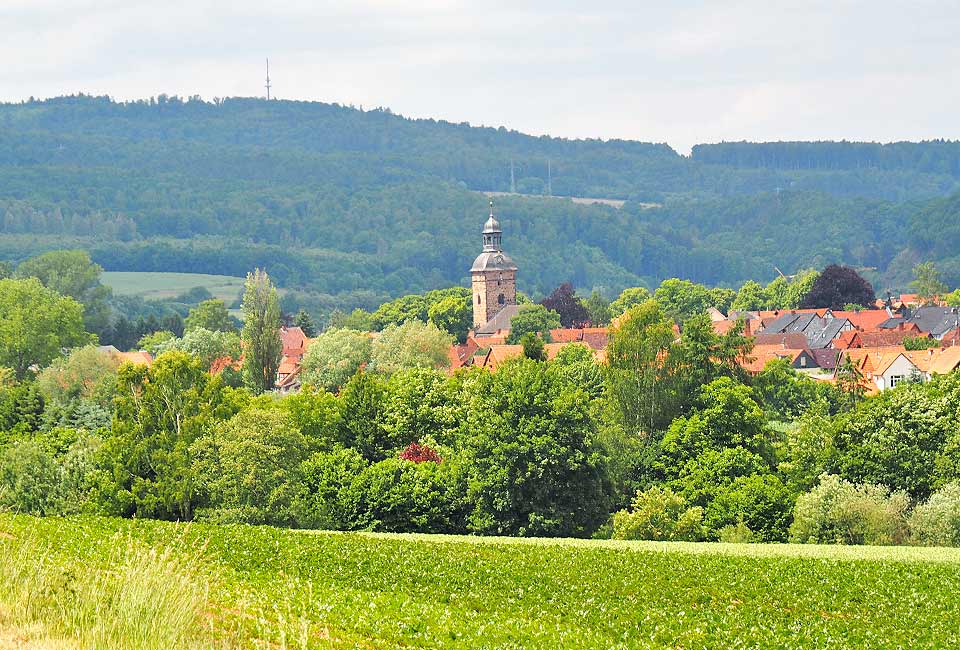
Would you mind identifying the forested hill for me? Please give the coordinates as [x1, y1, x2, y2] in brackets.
[1, 94, 959, 314]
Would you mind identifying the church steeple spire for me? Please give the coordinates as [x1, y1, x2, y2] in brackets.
[482, 200, 502, 252]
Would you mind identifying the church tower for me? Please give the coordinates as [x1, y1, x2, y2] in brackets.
[471, 201, 518, 329]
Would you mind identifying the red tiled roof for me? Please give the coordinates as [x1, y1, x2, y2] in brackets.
[116, 351, 153, 366]
[548, 328, 609, 349]
[739, 344, 809, 375]
[831, 310, 898, 331]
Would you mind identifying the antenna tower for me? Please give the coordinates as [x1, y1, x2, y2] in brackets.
[510, 160, 516, 193]
[265, 58, 272, 100]
[547, 158, 553, 196]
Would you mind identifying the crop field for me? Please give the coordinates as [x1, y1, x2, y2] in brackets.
[101, 271, 248, 302]
[2, 515, 959, 649]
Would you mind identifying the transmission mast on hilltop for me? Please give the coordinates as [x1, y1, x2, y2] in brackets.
[265, 58, 272, 100]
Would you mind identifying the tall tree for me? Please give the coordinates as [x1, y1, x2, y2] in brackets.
[16, 250, 112, 337]
[911, 262, 949, 304]
[540, 283, 590, 328]
[0, 278, 92, 378]
[605, 300, 678, 435]
[799, 264, 876, 310]
[241, 269, 282, 394]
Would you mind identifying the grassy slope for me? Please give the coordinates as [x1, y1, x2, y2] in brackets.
[101, 271, 247, 302]
[2, 514, 960, 649]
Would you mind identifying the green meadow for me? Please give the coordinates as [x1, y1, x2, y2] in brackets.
[2, 515, 959, 649]
[101, 272, 248, 303]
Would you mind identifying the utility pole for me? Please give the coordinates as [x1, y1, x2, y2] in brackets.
[510, 160, 516, 194]
[265, 58, 272, 100]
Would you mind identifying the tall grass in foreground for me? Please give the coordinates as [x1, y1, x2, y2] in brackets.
[0, 529, 229, 649]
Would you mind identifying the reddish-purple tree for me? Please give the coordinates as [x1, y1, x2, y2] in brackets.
[399, 442, 443, 464]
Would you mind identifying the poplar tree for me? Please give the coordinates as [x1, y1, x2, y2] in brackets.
[241, 269, 282, 394]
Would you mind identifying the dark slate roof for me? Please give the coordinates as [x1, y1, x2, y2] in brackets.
[762, 314, 851, 349]
[475, 304, 522, 336]
[906, 306, 960, 338]
[811, 348, 840, 370]
[471, 251, 518, 272]
[807, 318, 852, 349]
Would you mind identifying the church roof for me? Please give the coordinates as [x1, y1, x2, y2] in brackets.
[475, 304, 521, 336]
[471, 250, 518, 272]
[483, 215, 501, 233]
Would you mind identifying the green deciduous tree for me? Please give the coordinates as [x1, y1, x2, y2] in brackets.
[300, 328, 372, 392]
[0, 278, 93, 379]
[654, 278, 713, 323]
[461, 358, 611, 537]
[184, 299, 235, 333]
[369, 320, 452, 374]
[16, 250, 112, 337]
[609, 287, 652, 318]
[911, 262, 949, 304]
[427, 295, 472, 344]
[241, 269, 282, 394]
[36, 345, 119, 409]
[731, 280, 768, 311]
[520, 332, 546, 361]
[506, 304, 561, 344]
[156, 327, 242, 369]
[94, 351, 242, 520]
[605, 300, 677, 435]
[192, 407, 308, 526]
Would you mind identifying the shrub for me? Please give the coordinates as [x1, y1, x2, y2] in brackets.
[350, 458, 467, 533]
[789, 474, 910, 545]
[910, 482, 960, 547]
[298, 447, 369, 529]
[718, 521, 755, 543]
[611, 487, 704, 541]
[0, 441, 62, 515]
[705, 474, 794, 542]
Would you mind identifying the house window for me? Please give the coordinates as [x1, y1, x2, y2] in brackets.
[498, 293, 505, 305]
[889, 375, 905, 388]
[800, 356, 807, 367]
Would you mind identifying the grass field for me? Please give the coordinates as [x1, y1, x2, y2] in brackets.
[2, 514, 959, 649]
[101, 272, 248, 303]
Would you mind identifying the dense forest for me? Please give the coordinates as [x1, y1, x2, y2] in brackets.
[1, 94, 960, 317]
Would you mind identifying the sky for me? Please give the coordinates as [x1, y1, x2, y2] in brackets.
[2, 1, 958, 153]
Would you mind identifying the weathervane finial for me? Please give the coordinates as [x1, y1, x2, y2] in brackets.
[489, 199, 494, 217]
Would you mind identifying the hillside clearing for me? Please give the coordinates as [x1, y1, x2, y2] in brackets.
[101, 272, 248, 303]
[2, 515, 959, 649]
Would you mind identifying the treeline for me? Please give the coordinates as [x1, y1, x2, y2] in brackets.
[692, 140, 960, 177]
[4, 294, 960, 546]
[2, 95, 960, 305]
[2, 254, 960, 545]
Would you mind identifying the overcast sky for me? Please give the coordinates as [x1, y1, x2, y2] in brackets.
[2, 1, 957, 152]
